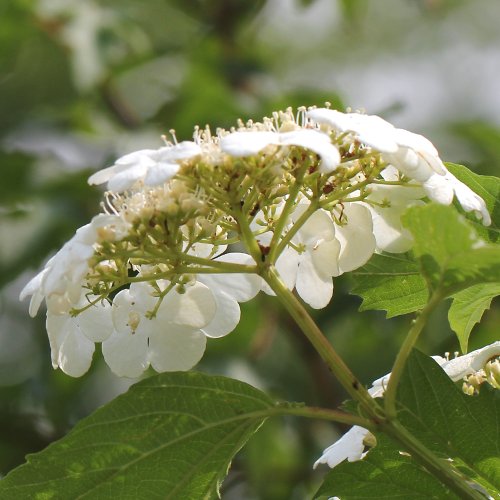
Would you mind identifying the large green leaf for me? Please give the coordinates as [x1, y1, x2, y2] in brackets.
[315, 350, 500, 499]
[351, 253, 427, 317]
[449, 283, 500, 352]
[402, 204, 500, 294]
[397, 351, 500, 497]
[0, 372, 274, 500]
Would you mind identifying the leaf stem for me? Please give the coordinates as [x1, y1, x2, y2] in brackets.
[384, 290, 444, 418]
[274, 404, 374, 429]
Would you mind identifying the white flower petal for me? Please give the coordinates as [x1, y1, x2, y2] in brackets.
[365, 203, 415, 253]
[149, 324, 206, 372]
[20, 270, 46, 317]
[279, 129, 340, 172]
[275, 247, 300, 291]
[440, 341, 500, 381]
[88, 149, 156, 186]
[335, 204, 375, 274]
[107, 164, 148, 192]
[392, 129, 441, 164]
[144, 162, 180, 186]
[46, 313, 95, 377]
[202, 253, 261, 302]
[311, 238, 341, 277]
[298, 209, 336, 246]
[307, 108, 399, 153]
[296, 254, 333, 309]
[445, 172, 491, 226]
[220, 131, 278, 157]
[161, 282, 216, 329]
[200, 289, 240, 338]
[111, 285, 155, 335]
[102, 328, 149, 378]
[313, 426, 369, 469]
[77, 299, 113, 342]
[423, 173, 455, 205]
[156, 141, 202, 161]
[87, 164, 117, 186]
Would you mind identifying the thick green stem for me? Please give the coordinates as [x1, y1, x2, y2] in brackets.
[382, 420, 486, 500]
[263, 267, 380, 416]
[384, 290, 444, 417]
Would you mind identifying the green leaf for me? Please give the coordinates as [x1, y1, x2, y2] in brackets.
[314, 432, 458, 499]
[402, 204, 500, 294]
[315, 350, 500, 499]
[397, 350, 500, 498]
[0, 372, 274, 500]
[351, 253, 428, 317]
[445, 163, 499, 244]
[449, 283, 500, 352]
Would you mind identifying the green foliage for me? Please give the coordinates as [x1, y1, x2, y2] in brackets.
[315, 350, 500, 499]
[402, 204, 500, 293]
[352, 166, 499, 350]
[448, 283, 500, 353]
[0, 372, 274, 500]
[397, 351, 500, 497]
[402, 203, 500, 348]
[351, 253, 427, 317]
[315, 433, 457, 499]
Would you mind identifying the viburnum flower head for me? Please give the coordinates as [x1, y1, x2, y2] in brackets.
[19, 104, 492, 380]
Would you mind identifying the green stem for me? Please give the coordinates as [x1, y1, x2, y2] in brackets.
[263, 267, 380, 416]
[384, 290, 444, 418]
[382, 420, 486, 500]
[265, 269, 484, 497]
[275, 404, 374, 429]
[233, 207, 263, 264]
[268, 166, 307, 263]
[273, 202, 318, 260]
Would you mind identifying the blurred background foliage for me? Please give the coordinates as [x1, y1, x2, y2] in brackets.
[1, 0, 499, 498]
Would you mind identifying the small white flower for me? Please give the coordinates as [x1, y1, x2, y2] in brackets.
[46, 296, 113, 377]
[19, 214, 130, 316]
[334, 203, 375, 274]
[313, 425, 370, 469]
[384, 128, 447, 181]
[88, 141, 202, 192]
[289, 207, 341, 309]
[220, 129, 341, 173]
[102, 281, 217, 377]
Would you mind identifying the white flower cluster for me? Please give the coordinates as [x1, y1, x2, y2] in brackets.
[314, 341, 500, 469]
[20, 106, 491, 378]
